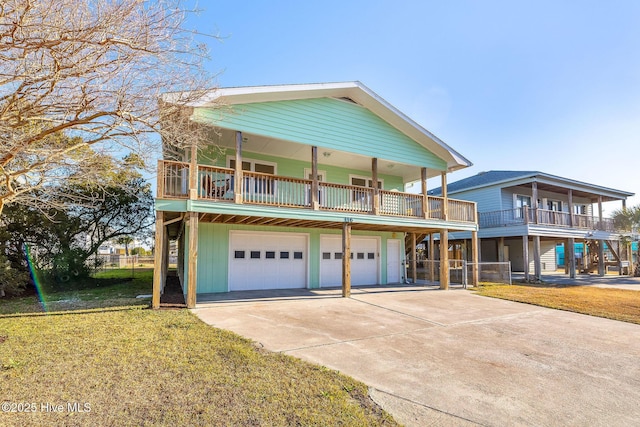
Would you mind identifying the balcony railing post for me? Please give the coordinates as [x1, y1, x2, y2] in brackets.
[234, 131, 243, 204]
[189, 144, 198, 200]
[371, 158, 379, 215]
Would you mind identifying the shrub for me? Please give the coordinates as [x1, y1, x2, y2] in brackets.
[0, 255, 30, 297]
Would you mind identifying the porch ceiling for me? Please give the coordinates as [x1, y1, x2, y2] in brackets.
[196, 212, 445, 234]
[209, 127, 436, 183]
[161, 210, 452, 237]
[510, 183, 623, 203]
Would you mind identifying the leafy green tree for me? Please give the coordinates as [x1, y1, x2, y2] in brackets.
[0, 156, 153, 283]
[117, 237, 134, 257]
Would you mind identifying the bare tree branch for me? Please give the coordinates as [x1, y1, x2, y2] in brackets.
[0, 0, 219, 215]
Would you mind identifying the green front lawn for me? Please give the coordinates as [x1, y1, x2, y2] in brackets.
[0, 270, 397, 426]
[0, 269, 153, 315]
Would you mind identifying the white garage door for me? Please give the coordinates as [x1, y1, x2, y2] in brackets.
[320, 235, 379, 287]
[229, 231, 308, 291]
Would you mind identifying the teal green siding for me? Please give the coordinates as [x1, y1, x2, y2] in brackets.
[193, 98, 447, 170]
[192, 223, 397, 294]
[198, 149, 405, 190]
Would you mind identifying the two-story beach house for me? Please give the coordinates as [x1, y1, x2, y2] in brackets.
[429, 171, 634, 281]
[151, 82, 479, 308]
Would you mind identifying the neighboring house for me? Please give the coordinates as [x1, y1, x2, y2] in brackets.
[152, 82, 479, 308]
[429, 171, 635, 280]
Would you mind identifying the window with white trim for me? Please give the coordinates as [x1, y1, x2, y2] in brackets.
[515, 194, 531, 218]
[227, 156, 277, 195]
[573, 204, 587, 215]
[304, 168, 327, 205]
[547, 200, 562, 211]
[349, 174, 383, 203]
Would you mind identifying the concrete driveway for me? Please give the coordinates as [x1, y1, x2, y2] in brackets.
[193, 286, 640, 426]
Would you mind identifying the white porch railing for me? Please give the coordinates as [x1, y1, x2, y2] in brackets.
[157, 160, 477, 224]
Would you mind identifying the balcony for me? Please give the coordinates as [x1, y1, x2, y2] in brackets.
[157, 160, 476, 224]
[479, 207, 621, 232]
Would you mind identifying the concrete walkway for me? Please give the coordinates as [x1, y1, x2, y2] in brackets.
[193, 286, 640, 426]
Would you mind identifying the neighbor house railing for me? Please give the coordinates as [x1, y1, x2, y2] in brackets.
[478, 207, 621, 232]
[157, 160, 477, 224]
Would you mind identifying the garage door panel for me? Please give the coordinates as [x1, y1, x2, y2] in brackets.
[320, 235, 379, 287]
[229, 232, 307, 291]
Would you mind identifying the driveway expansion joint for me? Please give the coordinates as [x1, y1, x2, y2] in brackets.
[280, 327, 435, 353]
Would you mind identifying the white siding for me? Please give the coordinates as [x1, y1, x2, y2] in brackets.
[528, 241, 558, 272]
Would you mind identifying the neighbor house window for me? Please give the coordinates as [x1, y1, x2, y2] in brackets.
[515, 195, 531, 218]
[547, 200, 562, 211]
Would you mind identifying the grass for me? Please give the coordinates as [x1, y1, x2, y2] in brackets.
[475, 283, 640, 324]
[0, 270, 398, 426]
[0, 269, 153, 315]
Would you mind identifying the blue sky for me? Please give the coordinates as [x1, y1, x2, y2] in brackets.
[187, 0, 640, 211]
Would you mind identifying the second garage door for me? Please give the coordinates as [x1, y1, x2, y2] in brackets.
[229, 231, 308, 291]
[320, 235, 379, 287]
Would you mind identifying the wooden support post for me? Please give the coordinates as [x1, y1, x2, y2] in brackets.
[598, 195, 603, 225]
[531, 182, 538, 224]
[186, 211, 198, 308]
[234, 131, 244, 204]
[439, 229, 449, 289]
[429, 232, 435, 283]
[411, 232, 417, 284]
[598, 239, 605, 276]
[567, 189, 574, 227]
[523, 235, 530, 281]
[372, 158, 379, 215]
[152, 211, 164, 309]
[472, 230, 479, 287]
[617, 241, 622, 276]
[161, 227, 169, 294]
[311, 146, 319, 210]
[421, 167, 428, 219]
[627, 242, 633, 276]
[533, 235, 541, 281]
[568, 238, 576, 278]
[441, 172, 448, 220]
[189, 144, 198, 200]
[498, 237, 505, 263]
[342, 222, 352, 297]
